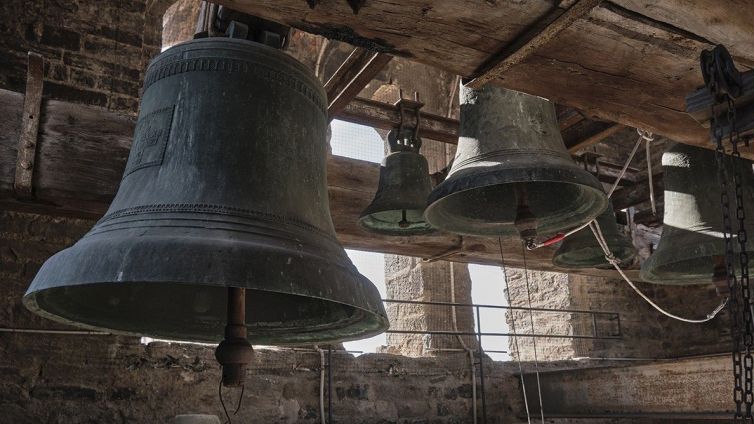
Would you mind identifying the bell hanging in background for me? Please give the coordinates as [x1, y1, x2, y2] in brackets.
[425, 83, 607, 239]
[552, 202, 636, 269]
[23, 37, 388, 345]
[359, 128, 434, 235]
[640, 143, 754, 284]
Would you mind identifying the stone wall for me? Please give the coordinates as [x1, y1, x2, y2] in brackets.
[0, 0, 169, 114]
[505, 266, 730, 361]
[0, 210, 522, 423]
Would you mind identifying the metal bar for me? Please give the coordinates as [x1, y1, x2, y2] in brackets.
[0, 328, 109, 335]
[14, 52, 44, 200]
[382, 298, 619, 316]
[465, 0, 603, 88]
[384, 329, 621, 340]
[327, 345, 333, 423]
[475, 305, 488, 423]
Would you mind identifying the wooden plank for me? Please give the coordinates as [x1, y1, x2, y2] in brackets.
[466, 0, 604, 88]
[611, 172, 663, 210]
[335, 96, 459, 144]
[567, 123, 624, 153]
[0, 88, 634, 279]
[325, 48, 393, 118]
[523, 355, 732, 419]
[13, 52, 44, 200]
[213, 0, 754, 153]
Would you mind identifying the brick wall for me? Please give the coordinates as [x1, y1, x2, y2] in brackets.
[0, 0, 168, 114]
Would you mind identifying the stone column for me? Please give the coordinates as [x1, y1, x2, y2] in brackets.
[382, 256, 476, 357]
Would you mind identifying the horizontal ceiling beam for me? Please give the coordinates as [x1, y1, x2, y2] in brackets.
[0, 89, 634, 278]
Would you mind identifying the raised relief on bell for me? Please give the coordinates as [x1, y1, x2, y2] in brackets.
[124, 106, 175, 177]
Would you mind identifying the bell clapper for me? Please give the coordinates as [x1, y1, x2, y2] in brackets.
[513, 183, 538, 249]
[215, 287, 253, 388]
[399, 209, 410, 228]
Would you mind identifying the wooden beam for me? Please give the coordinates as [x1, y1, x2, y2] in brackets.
[334, 96, 459, 144]
[566, 123, 624, 153]
[325, 48, 392, 118]
[13, 52, 44, 200]
[466, 0, 604, 89]
[611, 172, 663, 210]
[0, 88, 635, 279]
[523, 355, 732, 419]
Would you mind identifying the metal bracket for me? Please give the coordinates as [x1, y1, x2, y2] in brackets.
[686, 45, 754, 143]
[13, 52, 44, 200]
[392, 92, 424, 152]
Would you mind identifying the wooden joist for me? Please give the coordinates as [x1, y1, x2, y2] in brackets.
[466, 0, 605, 89]
[324, 47, 393, 118]
[0, 89, 633, 278]
[214, 0, 754, 155]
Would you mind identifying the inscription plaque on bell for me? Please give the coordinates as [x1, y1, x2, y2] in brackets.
[124, 106, 174, 176]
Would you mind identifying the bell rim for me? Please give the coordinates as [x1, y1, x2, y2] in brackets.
[357, 209, 436, 236]
[425, 165, 607, 236]
[24, 230, 389, 344]
[552, 242, 636, 269]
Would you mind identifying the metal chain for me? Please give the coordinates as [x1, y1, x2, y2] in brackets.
[728, 96, 754, 419]
[708, 51, 752, 422]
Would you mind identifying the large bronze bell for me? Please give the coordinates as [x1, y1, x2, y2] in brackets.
[552, 202, 636, 269]
[640, 143, 754, 284]
[23, 38, 388, 345]
[424, 84, 607, 238]
[359, 128, 434, 235]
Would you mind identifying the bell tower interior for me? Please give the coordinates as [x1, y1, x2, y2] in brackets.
[1, 0, 753, 422]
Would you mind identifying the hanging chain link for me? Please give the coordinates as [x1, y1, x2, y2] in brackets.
[705, 46, 753, 422]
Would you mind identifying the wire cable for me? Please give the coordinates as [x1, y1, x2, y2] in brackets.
[499, 238, 532, 424]
[521, 243, 546, 424]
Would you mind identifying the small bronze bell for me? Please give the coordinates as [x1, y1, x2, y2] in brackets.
[359, 129, 434, 235]
[552, 203, 636, 269]
[24, 37, 388, 345]
[640, 143, 754, 284]
[425, 83, 607, 239]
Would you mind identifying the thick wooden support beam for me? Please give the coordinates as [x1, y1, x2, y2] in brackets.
[566, 123, 624, 153]
[466, 0, 605, 89]
[522, 355, 732, 419]
[13, 53, 44, 200]
[334, 96, 459, 144]
[325, 48, 393, 118]
[0, 89, 633, 278]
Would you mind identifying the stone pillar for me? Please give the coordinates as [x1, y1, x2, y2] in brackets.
[382, 256, 475, 356]
[504, 268, 575, 361]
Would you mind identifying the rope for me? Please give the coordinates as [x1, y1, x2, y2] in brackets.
[499, 238, 532, 424]
[644, 130, 657, 216]
[530, 129, 648, 249]
[590, 220, 728, 323]
[450, 263, 478, 424]
[315, 345, 327, 424]
[521, 244, 546, 424]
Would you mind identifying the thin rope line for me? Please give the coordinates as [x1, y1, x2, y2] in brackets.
[499, 238, 532, 424]
[590, 220, 727, 323]
[521, 242, 546, 424]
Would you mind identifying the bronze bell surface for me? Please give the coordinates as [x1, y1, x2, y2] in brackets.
[359, 128, 434, 235]
[552, 202, 636, 269]
[640, 143, 754, 284]
[23, 37, 388, 345]
[424, 84, 607, 238]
